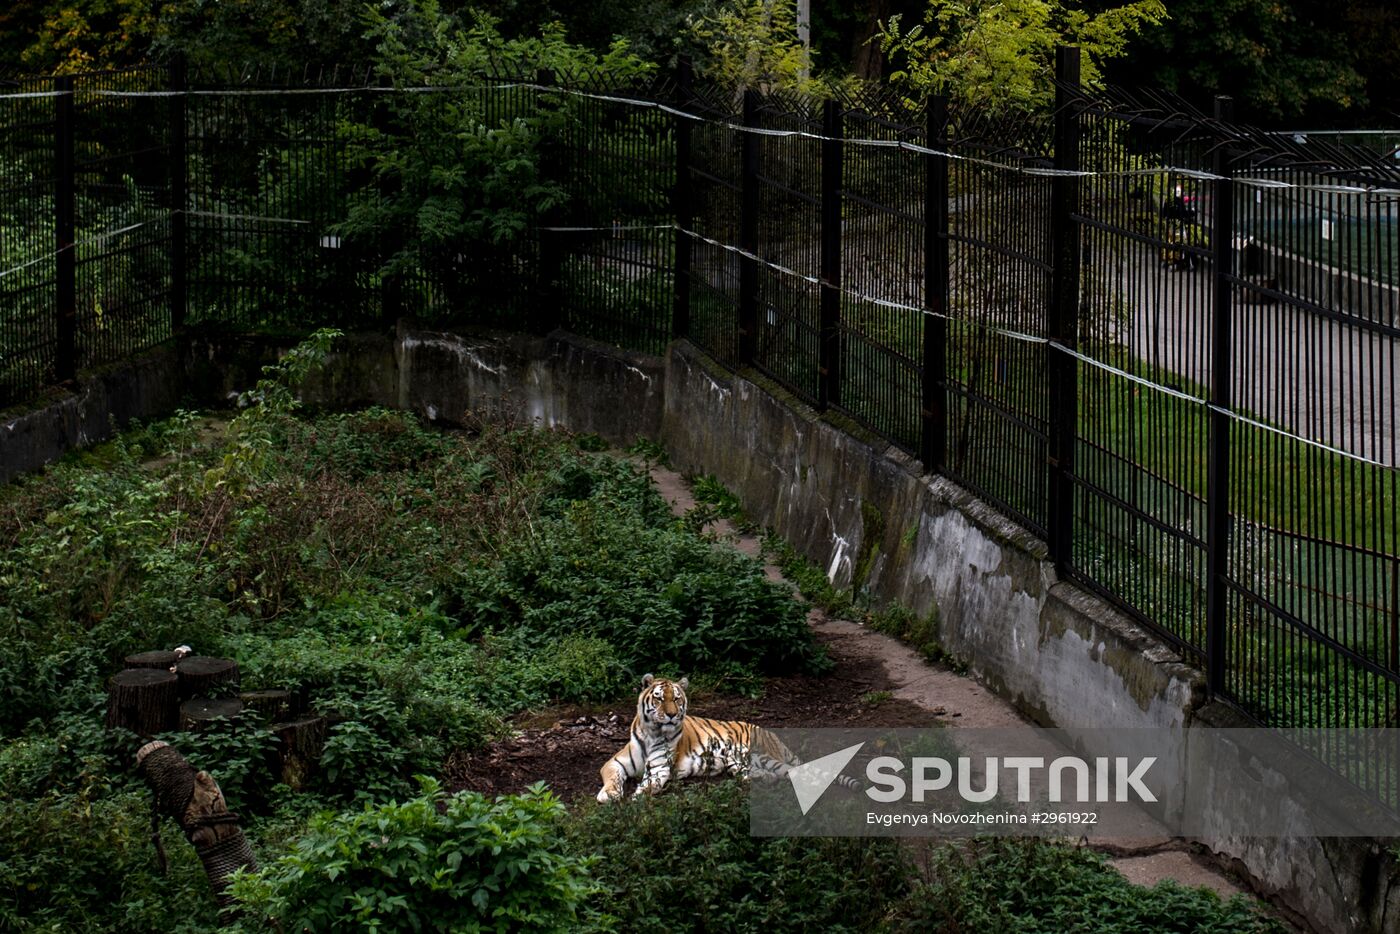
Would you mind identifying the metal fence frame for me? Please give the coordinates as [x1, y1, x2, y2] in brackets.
[2, 48, 1398, 807]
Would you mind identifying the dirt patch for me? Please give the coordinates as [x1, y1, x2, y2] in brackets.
[444, 630, 944, 804]
[444, 459, 1263, 913]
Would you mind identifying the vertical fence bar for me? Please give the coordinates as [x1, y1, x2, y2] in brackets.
[672, 57, 693, 341]
[1206, 95, 1236, 696]
[922, 95, 950, 474]
[738, 89, 760, 365]
[54, 74, 76, 384]
[534, 69, 563, 334]
[818, 99, 843, 410]
[1047, 46, 1082, 573]
[169, 55, 188, 333]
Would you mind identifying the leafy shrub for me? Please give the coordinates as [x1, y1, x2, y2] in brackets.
[229, 778, 595, 933]
[456, 496, 829, 680]
[175, 715, 285, 813]
[0, 791, 218, 933]
[905, 837, 1285, 933]
[566, 781, 914, 932]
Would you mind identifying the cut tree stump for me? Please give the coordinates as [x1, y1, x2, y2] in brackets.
[124, 650, 178, 670]
[238, 689, 291, 722]
[270, 716, 327, 790]
[175, 656, 239, 700]
[107, 668, 179, 735]
[181, 698, 243, 731]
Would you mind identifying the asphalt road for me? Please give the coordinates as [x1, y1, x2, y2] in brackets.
[1106, 244, 1399, 468]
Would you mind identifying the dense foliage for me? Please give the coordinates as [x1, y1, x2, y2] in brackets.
[228, 778, 595, 932]
[5, 0, 1395, 122]
[879, 0, 1167, 111]
[0, 335, 825, 930]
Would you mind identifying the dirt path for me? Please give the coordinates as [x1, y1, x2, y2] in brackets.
[447, 460, 1254, 904]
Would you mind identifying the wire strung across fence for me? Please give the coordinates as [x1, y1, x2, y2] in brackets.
[2, 55, 1398, 809]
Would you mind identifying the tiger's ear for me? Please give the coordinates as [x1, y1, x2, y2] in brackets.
[678, 677, 689, 691]
[642, 673, 655, 687]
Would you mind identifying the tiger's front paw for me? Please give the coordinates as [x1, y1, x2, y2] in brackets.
[597, 787, 620, 803]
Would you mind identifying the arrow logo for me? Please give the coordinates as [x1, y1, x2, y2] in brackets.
[787, 742, 865, 815]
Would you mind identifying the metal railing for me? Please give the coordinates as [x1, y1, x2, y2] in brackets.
[2, 49, 1397, 808]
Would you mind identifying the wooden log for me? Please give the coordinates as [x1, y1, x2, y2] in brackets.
[238, 689, 291, 723]
[136, 741, 256, 915]
[180, 698, 243, 731]
[175, 656, 240, 700]
[107, 668, 179, 735]
[269, 716, 327, 790]
[124, 650, 177, 670]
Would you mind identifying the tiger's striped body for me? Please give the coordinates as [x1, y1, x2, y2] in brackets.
[596, 675, 798, 802]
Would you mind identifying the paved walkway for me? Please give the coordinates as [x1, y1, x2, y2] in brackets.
[645, 460, 1263, 906]
[1115, 246, 1398, 467]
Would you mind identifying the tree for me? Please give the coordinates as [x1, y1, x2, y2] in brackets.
[1092, 0, 1366, 122]
[878, 0, 1167, 111]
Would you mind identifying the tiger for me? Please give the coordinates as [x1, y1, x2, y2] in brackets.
[596, 673, 859, 802]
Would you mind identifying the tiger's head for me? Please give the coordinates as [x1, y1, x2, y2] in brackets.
[637, 673, 688, 731]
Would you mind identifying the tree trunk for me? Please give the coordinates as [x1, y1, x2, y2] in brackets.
[180, 698, 244, 731]
[851, 0, 891, 81]
[106, 668, 179, 735]
[124, 650, 177, 670]
[270, 716, 327, 790]
[238, 689, 291, 722]
[136, 741, 256, 918]
[175, 656, 240, 700]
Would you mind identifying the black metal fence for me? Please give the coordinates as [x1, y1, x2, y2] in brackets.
[2, 52, 1398, 806]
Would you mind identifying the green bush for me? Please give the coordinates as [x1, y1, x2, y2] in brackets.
[0, 791, 218, 933]
[228, 778, 595, 933]
[566, 781, 914, 932]
[905, 838, 1285, 933]
[455, 496, 829, 680]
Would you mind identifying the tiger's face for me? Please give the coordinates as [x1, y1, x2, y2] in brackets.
[638, 673, 688, 729]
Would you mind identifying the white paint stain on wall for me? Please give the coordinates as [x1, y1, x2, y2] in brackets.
[399, 334, 504, 376]
[827, 533, 850, 583]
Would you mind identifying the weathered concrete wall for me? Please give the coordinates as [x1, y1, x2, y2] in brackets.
[659, 343, 1196, 736]
[2, 324, 663, 483]
[1188, 703, 1400, 934]
[0, 343, 185, 484]
[393, 324, 664, 444]
[184, 331, 400, 411]
[658, 339, 1396, 934]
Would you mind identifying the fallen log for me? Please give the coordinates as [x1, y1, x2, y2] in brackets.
[136, 740, 257, 917]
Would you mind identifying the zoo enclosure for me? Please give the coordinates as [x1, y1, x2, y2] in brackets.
[2, 52, 1398, 806]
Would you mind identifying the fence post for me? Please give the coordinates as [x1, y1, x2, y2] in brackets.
[738, 89, 760, 365]
[169, 55, 188, 332]
[1206, 95, 1236, 697]
[1047, 45, 1082, 575]
[534, 68, 563, 334]
[672, 57, 693, 341]
[818, 99, 843, 410]
[54, 74, 76, 385]
[922, 95, 950, 475]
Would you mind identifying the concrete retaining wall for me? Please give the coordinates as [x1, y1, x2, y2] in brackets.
[1, 324, 1394, 931]
[657, 340, 1397, 934]
[0, 343, 186, 484]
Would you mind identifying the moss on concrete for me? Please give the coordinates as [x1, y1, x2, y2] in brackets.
[853, 500, 885, 589]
